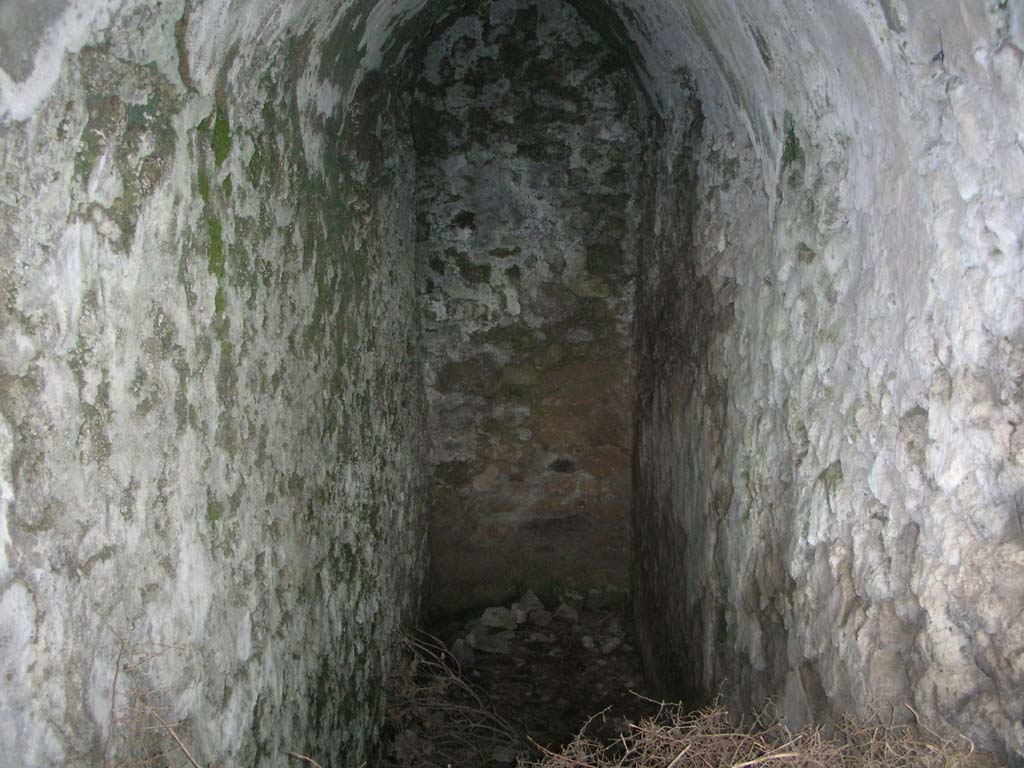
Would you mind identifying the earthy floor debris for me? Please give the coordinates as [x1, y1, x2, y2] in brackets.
[523, 702, 1000, 768]
[381, 588, 656, 767]
[380, 589, 1000, 768]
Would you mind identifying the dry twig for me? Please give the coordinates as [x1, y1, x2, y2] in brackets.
[380, 631, 525, 768]
[520, 700, 998, 768]
[286, 751, 325, 768]
[142, 701, 204, 768]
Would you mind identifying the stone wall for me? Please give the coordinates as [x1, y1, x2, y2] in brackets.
[410, 0, 649, 612]
[626, 1, 1024, 760]
[0, 1, 430, 765]
[2, 0, 1023, 764]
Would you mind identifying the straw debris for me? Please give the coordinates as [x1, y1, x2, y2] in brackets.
[381, 632, 526, 767]
[522, 699, 999, 768]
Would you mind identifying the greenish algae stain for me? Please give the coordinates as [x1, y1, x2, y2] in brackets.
[212, 109, 231, 166]
[207, 216, 225, 277]
[76, 93, 119, 179]
[197, 168, 210, 202]
[206, 499, 221, 524]
[248, 147, 263, 185]
[782, 123, 803, 169]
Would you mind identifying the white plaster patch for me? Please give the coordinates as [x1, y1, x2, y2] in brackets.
[87, 150, 123, 207]
[0, 0, 121, 121]
[0, 582, 61, 763]
[0, 416, 12, 577]
[235, 610, 253, 663]
[313, 78, 342, 119]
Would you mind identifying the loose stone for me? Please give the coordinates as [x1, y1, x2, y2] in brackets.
[481, 607, 518, 630]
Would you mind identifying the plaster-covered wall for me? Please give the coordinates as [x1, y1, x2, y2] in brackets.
[626, 0, 1024, 760]
[411, 0, 648, 612]
[2, 0, 1023, 764]
[0, 1, 430, 765]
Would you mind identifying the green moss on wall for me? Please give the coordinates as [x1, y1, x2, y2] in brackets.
[212, 109, 231, 166]
[207, 499, 222, 524]
[76, 92, 119, 180]
[197, 168, 211, 202]
[248, 147, 263, 185]
[782, 121, 804, 169]
[208, 216, 225, 277]
[584, 241, 623, 275]
[822, 460, 844, 496]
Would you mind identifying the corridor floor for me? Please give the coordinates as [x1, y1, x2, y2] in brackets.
[381, 590, 658, 766]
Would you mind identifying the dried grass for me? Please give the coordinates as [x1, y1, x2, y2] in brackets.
[380, 632, 1000, 768]
[381, 632, 526, 768]
[523, 699, 1000, 768]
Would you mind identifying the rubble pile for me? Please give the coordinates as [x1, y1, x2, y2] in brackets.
[382, 588, 657, 767]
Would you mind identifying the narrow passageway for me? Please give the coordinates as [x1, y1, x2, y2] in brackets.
[2, 0, 1022, 765]
[391, 6, 661, 758]
[383, 589, 658, 766]
[411, 0, 646, 617]
[384, 8, 1009, 765]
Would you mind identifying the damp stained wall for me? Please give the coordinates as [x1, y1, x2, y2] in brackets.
[411, 0, 648, 612]
[0, 1, 430, 765]
[456, 1, 1024, 757]
[1, 0, 1023, 765]
[626, 3, 1024, 761]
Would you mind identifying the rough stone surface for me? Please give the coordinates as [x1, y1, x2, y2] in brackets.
[1, 0, 1023, 764]
[480, 606, 518, 630]
[0, 1, 431, 765]
[412, 0, 645, 613]
[514, 589, 544, 614]
[627, 1, 1024, 761]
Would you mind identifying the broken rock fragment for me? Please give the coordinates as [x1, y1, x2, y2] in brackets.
[480, 606, 518, 630]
